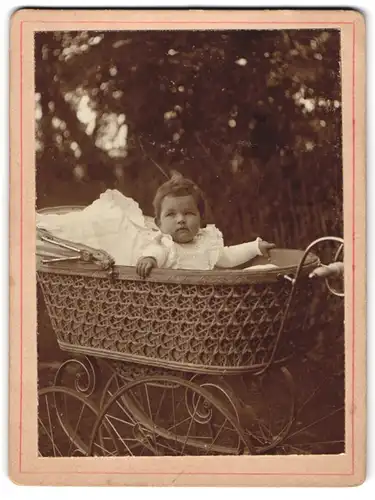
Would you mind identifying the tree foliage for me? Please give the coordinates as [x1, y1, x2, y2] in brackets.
[35, 29, 343, 248]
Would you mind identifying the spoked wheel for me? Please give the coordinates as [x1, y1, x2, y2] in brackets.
[88, 375, 251, 456]
[236, 366, 296, 454]
[38, 386, 117, 457]
[93, 371, 160, 457]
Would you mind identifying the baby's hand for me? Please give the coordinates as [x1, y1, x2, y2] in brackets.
[136, 257, 157, 278]
[258, 240, 276, 259]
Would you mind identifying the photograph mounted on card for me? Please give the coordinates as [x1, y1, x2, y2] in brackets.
[9, 8, 366, 486]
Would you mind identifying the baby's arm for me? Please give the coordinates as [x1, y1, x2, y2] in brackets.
[216, 238, 275, 268]
[136, 240, 169, 277]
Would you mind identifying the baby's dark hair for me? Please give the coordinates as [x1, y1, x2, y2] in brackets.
[153, 171, 208, 224]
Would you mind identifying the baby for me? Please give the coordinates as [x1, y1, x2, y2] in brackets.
[36, 172, 275, 274]
[136, 172, 275, 277]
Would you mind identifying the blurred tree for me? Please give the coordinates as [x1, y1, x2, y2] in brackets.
[35, 29, 342, 248]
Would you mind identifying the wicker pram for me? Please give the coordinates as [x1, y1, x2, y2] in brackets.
[36, 207, 320, 375]
[37, 205, 344, 457]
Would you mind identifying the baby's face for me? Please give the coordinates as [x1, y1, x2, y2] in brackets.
[158, 194, 201, 243]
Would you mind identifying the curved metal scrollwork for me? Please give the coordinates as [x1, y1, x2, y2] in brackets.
[54, 356, 99, 397]
[187, 375, 241, 427]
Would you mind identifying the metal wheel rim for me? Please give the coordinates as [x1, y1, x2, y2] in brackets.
[88, 375, 252, 456]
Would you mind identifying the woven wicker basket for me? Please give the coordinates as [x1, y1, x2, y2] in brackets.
[37, 207, 319, 374]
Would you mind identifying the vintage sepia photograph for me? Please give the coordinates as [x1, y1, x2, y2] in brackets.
[35, 27, 346, 458]
[9, 8, 366, 487]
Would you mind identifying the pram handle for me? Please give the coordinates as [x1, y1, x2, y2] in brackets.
[282, 236, 344, 298]
[256, 235, 345, 375]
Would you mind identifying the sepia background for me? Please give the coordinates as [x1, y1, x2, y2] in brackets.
[35, 29, 345, 455]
